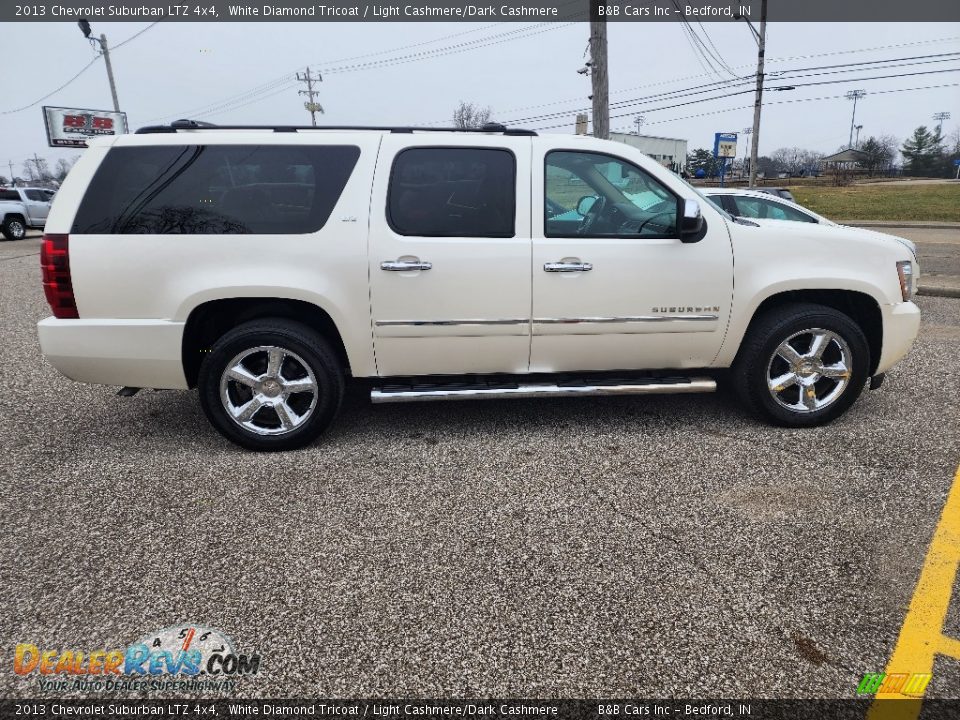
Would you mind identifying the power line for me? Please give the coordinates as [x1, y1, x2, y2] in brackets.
[528, 68, 960, 131]
[0, 56, 100, 115]
[608, 82, 960, 134]
[111, 22, 160, 51]
[0, 22, 160, 115]
[474, 35, 960, 122]
[149, 21, 581, 124]
[502, 54, 960, 126]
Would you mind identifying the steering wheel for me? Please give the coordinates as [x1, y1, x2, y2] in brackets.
[636, 211, 676, 234]
[635, 201, 677, 234]
[578, 196, 608, 235]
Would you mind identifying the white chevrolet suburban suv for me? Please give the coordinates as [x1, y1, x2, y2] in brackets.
[37, 121, 921, 450]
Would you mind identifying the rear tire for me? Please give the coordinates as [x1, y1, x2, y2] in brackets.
[198, 318, 344, 451]
[732, 303, 870, 427]
[2, 216, 27, 241]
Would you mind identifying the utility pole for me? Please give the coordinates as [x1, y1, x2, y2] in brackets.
[26, 153, 46, 183]
[932, 111, 951, 138]
[746, 0, 767, 188]
[846, 89, 866, 149]
[78, 21, 120, 112]
[296, 67, 324, 127]
[99, 34, 120, 112]
[589, 3, 609, 140]
[7, 160, 14, 186]
[634, 115, 645, 135]
[854, 124, 863, 148]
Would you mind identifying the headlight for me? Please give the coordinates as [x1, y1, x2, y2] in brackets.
[896, 260, 916, 301]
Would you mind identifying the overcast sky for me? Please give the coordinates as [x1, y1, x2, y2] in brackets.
[2, 20, 958, 175]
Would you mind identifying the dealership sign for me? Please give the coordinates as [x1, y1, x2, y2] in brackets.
[713, 132, 738, 159]
[42, 106, 128, 148]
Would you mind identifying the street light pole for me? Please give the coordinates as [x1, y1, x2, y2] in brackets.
[741, 126, 752, 177]
[932, 111, 951, 138]
[846, 89, 866, 149]
[78, 20, 120, 112]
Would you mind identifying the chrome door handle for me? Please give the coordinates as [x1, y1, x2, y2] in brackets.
[381, 260, 432, 271]
[544, 261, 593, 273]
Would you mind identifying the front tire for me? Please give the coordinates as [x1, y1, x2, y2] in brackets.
[2, 216, 27, 241]
[733, 303, 870, 427]
[198, 318, 344, 451]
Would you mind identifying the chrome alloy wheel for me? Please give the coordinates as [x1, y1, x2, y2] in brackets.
[7, 220, 25, 239]
[219, 346, 319, 436]
[766, 328, 853, 413]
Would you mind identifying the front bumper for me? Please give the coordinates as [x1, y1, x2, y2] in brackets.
[37, 318, 188, 389]
[875, 301, 921, 375]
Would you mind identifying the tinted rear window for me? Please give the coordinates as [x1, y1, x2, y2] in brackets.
[72, 144, 360, 234]
[0, 190, 19, 201]
[387, 147, 516, 238]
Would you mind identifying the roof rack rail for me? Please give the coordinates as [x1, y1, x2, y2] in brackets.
[135, 120, 537, 136]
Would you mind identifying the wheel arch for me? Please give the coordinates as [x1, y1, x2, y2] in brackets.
[181, 297, 352, 389]
[735, 289, 883, 375]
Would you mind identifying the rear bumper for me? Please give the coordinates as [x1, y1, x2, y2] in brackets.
[37, 318, 188, 389]
[875, 301, 921, 375]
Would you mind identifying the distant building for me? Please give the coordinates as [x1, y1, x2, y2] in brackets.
[609, 132, 687, 173]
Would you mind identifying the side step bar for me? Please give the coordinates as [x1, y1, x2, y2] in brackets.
[371, 376, 716, 404]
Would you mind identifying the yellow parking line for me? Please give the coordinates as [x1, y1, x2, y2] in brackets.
[868, 462, 960, 720]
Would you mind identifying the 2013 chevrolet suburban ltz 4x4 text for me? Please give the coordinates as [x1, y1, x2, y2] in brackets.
[37, 122, 921, 450]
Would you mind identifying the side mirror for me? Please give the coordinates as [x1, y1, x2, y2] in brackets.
[576, 195, 598, 216]
[680, 198, 704, 243]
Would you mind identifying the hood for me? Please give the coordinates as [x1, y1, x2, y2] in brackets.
[838, 225, 917, 258]
[744, 218, 917, 259]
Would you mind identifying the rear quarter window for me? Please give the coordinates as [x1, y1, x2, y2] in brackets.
[71, 144, 361, 234]
[0, 190, 20, 201]
[387, 147, 516, 238]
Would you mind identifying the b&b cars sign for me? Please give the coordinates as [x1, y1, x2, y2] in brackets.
[43, 106, 128, 148]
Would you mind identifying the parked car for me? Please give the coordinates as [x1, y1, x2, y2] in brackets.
[0, 187, 52, 240]
[700, 188, 917, 255]
[37, 121, 920, 450]
[703, 188, 825, 223]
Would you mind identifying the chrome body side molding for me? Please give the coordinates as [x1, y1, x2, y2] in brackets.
[371, 377, 717, 403]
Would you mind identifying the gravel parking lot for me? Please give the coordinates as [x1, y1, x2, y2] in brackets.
[1, 235, 958, 699]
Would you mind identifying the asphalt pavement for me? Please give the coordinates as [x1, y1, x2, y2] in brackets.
[1, 235, 958, 699]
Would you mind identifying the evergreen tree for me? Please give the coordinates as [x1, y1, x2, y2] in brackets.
[901, 125, 943, 176]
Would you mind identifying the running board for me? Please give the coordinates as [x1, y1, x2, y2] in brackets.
[371, 376, 716, 404]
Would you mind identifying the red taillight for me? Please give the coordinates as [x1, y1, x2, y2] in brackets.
[40, 233, 78, 319]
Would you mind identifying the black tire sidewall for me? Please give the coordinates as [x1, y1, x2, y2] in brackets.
[3, 218, 26, 240]
[197, 320, 344, 451]
[739, 307, 870, 427]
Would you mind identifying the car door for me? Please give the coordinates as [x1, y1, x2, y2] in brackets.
[368, 136, 532, 377]
[23, 190, 50, 225]
[531, 141, 733, 372]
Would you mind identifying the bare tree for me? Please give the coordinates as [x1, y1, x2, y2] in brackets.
[770, 147, 823, 175]
[452, 101, 494, 129]
[54, 156, 79, 182]
[22, 157, 53, 184]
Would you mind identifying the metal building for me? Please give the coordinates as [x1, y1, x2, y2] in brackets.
[608, 132, 688, 173]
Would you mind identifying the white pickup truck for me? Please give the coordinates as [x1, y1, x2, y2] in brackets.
[37, 122, 921, 450]
[0, 186, 52, 239]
